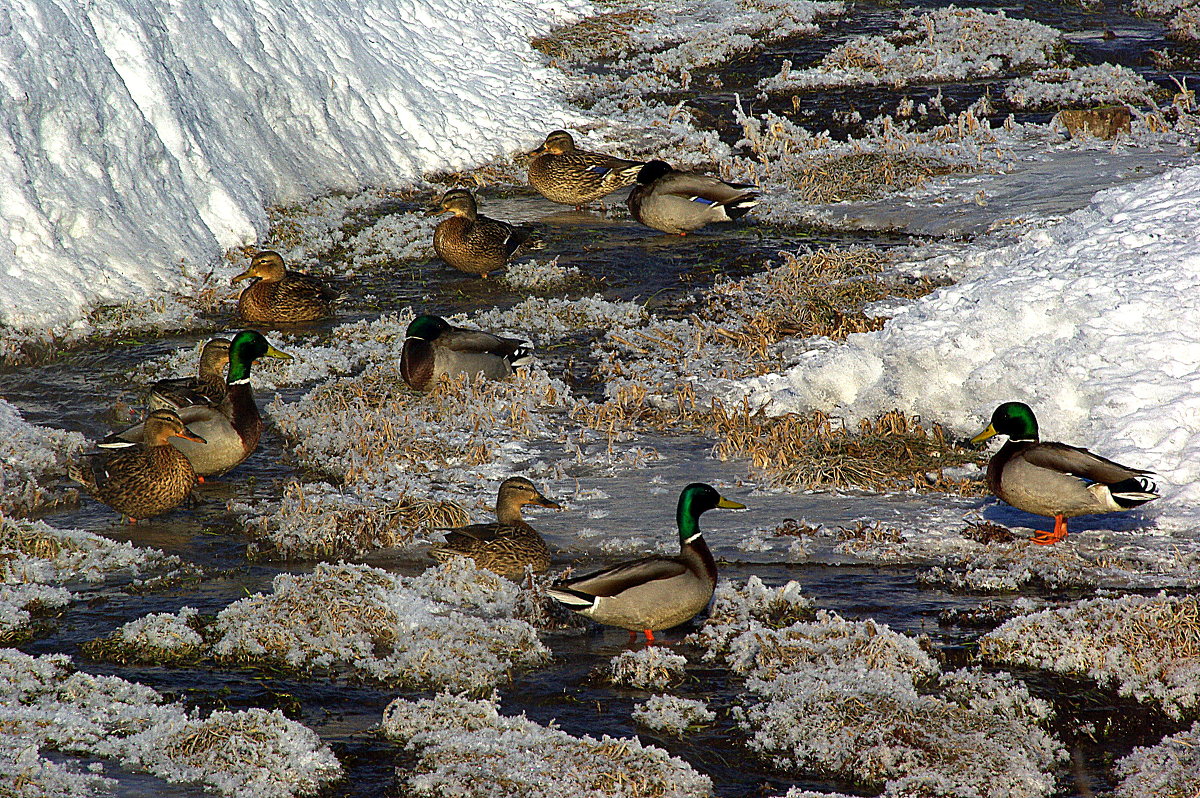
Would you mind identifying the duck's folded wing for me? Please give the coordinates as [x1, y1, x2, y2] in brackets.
[659, 173, 757, 202]
[560, 557, 687, 597]
[443, 523, 505, 544]
[442, 329, 528, 357]
[1022, 442, 1153, 483]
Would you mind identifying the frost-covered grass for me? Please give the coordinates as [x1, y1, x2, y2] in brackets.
[91, 561, 549, 693]
[1006, 65, 1156, 110]
[607, 647, 688, 690]
[691, 578, 1064, 796]
[536, 0, 844, 92]
[759, 8, 1064, 91]
[381, 692, 714, 797]
[979, 593, 1200, 719]
[2, 517, 191, 642]
[498, 257, 586, 292]
[0, 649, 342, 797]
[0, 400, 86, 516]
[632, 695, 715, 736]
[1112, 720, 1200, 798]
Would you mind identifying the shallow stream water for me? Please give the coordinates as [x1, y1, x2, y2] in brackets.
[5, 0, 1199, 795]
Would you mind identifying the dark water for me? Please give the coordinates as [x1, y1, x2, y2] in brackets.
[4, 1, 1195, 795]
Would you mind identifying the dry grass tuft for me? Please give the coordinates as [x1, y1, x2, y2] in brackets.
[771, 518, 821, 538]
[165, 714, 275, 760]
[711, 405, 989, 493]
[836, 520, 906, 545]
[962, 519, 1016, 545]
[794, 151, 962, 203]
[0, 520, 81, 562]
[242, 481, 470, 559]
[531, 10, 654, 63]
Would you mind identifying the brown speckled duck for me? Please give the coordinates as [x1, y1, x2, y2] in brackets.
[972, 401, 1159, 544]
[429, 476, 561, 577]
[147, 338, 231, 412]
[400, 314, 532, 392]
[69, 408, 204, 521]
[547, 483, 745, 643]
[527, 130, 644, 209]
[627, 160, 759, 235]
[103, 330, 292, 477]
[427, 189, 531, 276]
[231, 250, 338, 323]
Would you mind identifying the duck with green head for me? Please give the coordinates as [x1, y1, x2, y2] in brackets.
[70, 408, 205, 521]
[547, 483, 745, 643]
[971, 401, 1159, 544]
[400, 314, 532, 392]
[104, 330, 292, 477]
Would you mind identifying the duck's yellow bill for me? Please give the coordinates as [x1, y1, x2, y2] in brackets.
[265, 344, 293, 361]
[970, 423, 997, 445]
[717, 496, 747, 510]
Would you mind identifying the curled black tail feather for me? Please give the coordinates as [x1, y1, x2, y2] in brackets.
[1109, 476, 1159, 508]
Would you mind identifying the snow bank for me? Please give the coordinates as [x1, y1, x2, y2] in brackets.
[0, 0, 587, 330]
[720, 164, 1200, 525]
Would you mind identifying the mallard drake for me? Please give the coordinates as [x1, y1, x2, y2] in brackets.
[103, 330, 292, 477]
[69, 409, 204, 521]
[427, 189, 531, 276]
[231, 250, 338, 323]
[429, 476, 561, 577]
[527, 130, 645, 209]
[147, 338, 231, 412]
[971, 401, 1159, 544]
[627, 160, 759, 235]
[400, 314, 533, 392]
[547, 483, 745, 643]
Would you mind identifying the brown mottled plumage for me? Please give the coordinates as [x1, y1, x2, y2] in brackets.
[232, 250, 338, 323]
[427, 189, 531, 276]
[147, 338, 231, 412]
[429, 476, 561, 577]
[527, 130, 644, 208]
[69, 409, 203, 521]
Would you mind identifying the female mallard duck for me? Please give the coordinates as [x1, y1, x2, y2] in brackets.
[427, 189, 531, 276]
[231, 250, 338, 323]
[103, 330, 292, 477]
[400, 314, 532, 392]
[627, 160, 759, 235]
[69, 408, 204, 521]
[429, 476, 562, 577]
[527, 130, 645, 209]
[147, 338, 231, 412]
[547, 483, 745, 643]
[971, 401, 1159, 544]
